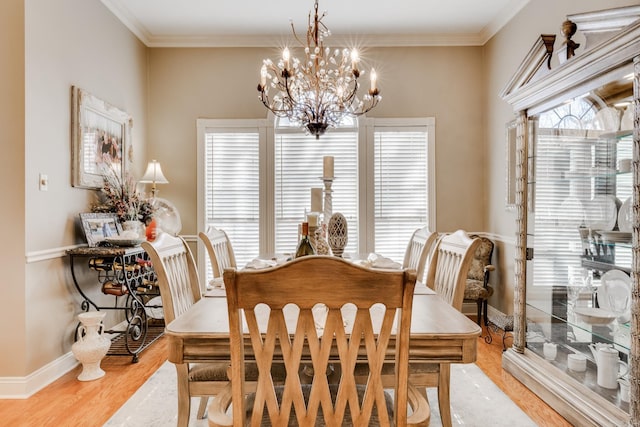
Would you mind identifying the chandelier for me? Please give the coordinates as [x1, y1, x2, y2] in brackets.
[257, 0, 381, 138]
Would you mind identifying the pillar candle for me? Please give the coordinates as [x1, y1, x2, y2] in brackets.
[307, 212, 319, 227]
[323, 156, 334, 179]
[311, 188, 323, 212]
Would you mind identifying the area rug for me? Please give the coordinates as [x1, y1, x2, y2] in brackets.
[105, 361, 536, 426]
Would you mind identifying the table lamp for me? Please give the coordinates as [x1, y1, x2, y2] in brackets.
[140, 159, 169, 197]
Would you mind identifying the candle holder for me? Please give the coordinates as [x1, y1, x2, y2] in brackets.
[321, 177, 334, 222]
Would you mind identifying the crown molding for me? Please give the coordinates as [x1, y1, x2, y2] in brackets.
[479, 0, 530, 45]
[142, 33, 486, 48]
[101, 0, 529, 48]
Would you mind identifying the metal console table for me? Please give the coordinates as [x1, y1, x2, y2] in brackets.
[67, 246, 163, 362]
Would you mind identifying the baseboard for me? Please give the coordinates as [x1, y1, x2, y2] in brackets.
[0, 318, 132, 399]
[0, 352, 78, 399]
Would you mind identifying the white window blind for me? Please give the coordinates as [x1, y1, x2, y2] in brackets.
[198, 117, 435, 284]
[274, 127, 358, 255]
[204, 131, 260, 268]
[373, 127, 429, 262]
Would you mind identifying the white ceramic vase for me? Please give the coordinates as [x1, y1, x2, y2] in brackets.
[71, 311, 111, 381]
[122, 220, 146, 239]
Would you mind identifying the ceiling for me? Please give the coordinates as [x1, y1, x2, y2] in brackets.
[100, 0, 530, 47]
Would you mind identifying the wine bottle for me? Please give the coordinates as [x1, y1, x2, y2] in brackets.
[295, 222, 316, 258]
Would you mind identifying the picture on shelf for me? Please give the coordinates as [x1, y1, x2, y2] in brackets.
[79, 212, 122, 247]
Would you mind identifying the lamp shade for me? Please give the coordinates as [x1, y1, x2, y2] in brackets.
[140, 160, 169, 184]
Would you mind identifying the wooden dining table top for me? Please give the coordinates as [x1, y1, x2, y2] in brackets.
[165, 281, 482, 365]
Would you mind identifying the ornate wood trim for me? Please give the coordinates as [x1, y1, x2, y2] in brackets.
[512, 110, 528, 353]
[503, 19, 640, 114]
[569, 5, 640, 50]
[499, 35, 555, 99]
[631, 55, 640, 427]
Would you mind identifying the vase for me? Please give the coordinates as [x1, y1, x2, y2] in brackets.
[122, 220, 146, 239]
[71, 311, 111, 381]
[314, 227, 332, 256]
[327, 213, 348, 257]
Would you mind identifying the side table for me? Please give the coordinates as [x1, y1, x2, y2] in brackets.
[67, 246, 163, 362]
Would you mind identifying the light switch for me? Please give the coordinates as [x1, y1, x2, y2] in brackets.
[39, 173, 48, 191]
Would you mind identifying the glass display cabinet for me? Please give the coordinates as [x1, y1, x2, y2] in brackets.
[501, 6, 640, 426]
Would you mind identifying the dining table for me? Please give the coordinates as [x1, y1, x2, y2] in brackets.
[165, 279, 482, 369]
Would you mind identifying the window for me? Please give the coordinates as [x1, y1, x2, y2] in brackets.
[197, 117, 435, 284]
[275, 119, 359, 255]
[372, 124, 431, 261]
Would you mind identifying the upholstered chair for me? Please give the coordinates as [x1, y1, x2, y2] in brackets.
[463, 235, 495, 327]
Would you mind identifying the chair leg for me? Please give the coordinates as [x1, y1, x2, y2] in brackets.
[476, 301, 482, 326]
[175, 363, 191, 427]
[482, 299, 489, 327]
[415, 386, 430, 427]
[197, 396, 209, 419]
[438, 363, 452, 427]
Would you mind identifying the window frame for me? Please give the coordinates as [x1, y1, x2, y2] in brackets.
[196, 116, 436, 282]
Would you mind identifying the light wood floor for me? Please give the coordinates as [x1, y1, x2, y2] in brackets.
[0, 321, 571, 427]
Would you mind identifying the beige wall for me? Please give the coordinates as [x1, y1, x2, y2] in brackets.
[148, 46, 486, 237]
[0, 0, 148, 379]
[482, 0, 639, 314]
[0, 0, 27, 376]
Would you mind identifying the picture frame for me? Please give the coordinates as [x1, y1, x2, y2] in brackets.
[71, 86, 132, 189]
[80, 212, 122, 247]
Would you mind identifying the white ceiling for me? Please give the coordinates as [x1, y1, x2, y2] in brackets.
[101, 0, 530, 47]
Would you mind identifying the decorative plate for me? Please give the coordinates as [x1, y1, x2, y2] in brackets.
[152, 197, 182, 236]
[585, 195, 617, 231]
[573, 307, 617, 325]
[618, 197, 632, 233]
[598, 269, 631, 323]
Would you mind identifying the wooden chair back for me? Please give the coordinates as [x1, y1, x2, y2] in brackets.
[426, 230, 480, 310]
[208, 256, 428, 426]
[199, 226, 237, 283]
[142, 232, 201, 324]
[403, 226, 438, 281]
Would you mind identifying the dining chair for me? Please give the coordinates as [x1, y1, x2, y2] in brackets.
[198, 226, 237, 289]
[208, 256, 430, 426]
[142, 233, 231, 426]
[367, 230, 480, 427]
[420, 229, 481, 427]
[402, 226, 438, 284]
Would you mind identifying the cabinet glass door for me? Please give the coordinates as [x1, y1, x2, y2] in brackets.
[525, 74, 633, 409]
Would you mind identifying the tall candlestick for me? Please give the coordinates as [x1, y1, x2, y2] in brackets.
[323, 156, 334, 179]
[310, 188, 323, 212]
[322, 178, 333, 221]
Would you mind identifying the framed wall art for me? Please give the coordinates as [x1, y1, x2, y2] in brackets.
[71, 86, 132, 189]
[79, 212, 123, 247]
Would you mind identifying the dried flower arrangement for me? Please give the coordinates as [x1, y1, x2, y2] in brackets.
[92, 165, 155, 225]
